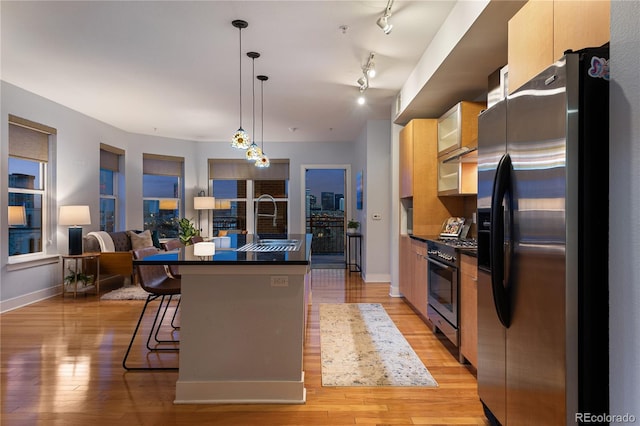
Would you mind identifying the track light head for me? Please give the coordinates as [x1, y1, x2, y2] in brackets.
[376, 15, 393, 34]
[367, 67, 376, 79]
[364, 52, 376, 78]
[357, 74, 369, 92]
[376, 0, 394, 34]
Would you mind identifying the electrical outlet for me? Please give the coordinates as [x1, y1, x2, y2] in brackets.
[373, 213, 382, 220]
[271, 276, 289, 287]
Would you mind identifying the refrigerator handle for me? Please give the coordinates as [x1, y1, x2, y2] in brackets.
[490, 153, 512, 328]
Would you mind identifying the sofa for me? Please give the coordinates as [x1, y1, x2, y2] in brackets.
[83, 230, 151, 286]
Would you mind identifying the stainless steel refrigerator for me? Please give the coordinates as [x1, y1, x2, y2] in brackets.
[476, 46, 609, 425]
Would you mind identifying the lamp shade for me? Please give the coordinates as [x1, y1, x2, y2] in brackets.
[159, 199, 179, 210]
[8, 206, 27, 226]
[193, 242, 216, 257]
[194, 196, 216, 210]
[59, 205, 91, 226]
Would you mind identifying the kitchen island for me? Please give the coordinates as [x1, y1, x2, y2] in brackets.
[134, 234, 312, 404]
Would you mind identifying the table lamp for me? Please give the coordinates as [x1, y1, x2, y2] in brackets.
[59, 205, 91, 255]
[194, 192, 216, 236]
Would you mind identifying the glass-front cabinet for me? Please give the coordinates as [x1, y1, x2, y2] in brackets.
[437, 104, 463, 156]
[437, 101, 485, 196]
[437, 154, 478, 196]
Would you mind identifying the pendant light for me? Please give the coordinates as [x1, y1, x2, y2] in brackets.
[255, 75, 270, 168]
[246, 52, 263, 161]
[231, 20, 250, 149]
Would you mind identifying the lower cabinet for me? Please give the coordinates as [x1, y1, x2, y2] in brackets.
[460, 254, 478, 367]
[399, 236, 428, 319]
[399, 236, 413, 302]
[410, 239, 428, 317]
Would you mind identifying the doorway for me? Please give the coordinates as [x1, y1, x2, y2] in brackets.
[302, 166, 349, 269]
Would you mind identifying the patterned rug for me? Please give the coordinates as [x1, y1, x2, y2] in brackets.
[100, 285, 150, 300]
[319, 303, 438, 387]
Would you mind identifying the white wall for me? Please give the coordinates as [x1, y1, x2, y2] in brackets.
[364, 120, 391, 282]
[352, 119, 392, 283]
[609, 0, 640, 420]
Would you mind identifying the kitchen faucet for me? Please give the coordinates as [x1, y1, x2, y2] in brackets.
[254, 194, 278, 240]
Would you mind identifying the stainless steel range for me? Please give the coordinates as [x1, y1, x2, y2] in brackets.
[426, 238, 477, 353]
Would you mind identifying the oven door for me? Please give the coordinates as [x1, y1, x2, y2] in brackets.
[427, 256, 458, 327]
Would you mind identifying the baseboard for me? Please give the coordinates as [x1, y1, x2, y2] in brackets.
[363, 273, 391, 283]
[0, 285, 59, 313]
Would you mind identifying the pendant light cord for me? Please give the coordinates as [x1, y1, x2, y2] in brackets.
[260, 77, 264, 152]
[238, 26, 243, 129]
[252, 56, 256, 143]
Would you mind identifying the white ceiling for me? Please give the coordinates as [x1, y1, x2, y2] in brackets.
[1, 1, 524, 144]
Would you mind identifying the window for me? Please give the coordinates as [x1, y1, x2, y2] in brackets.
[142, 154, 184, 238]
[209, 159, 289, 235]
[7, 116, 54, 258]
[99, 145, 123, 232]
[253, 180, 288, 235]
[211, 180, 247, 231]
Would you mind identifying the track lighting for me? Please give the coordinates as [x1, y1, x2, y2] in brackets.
[357, 76, 367, 106]
[357, 75, 368, 91]
[376, 0, 394, 35]
[363, 52, 376, 79]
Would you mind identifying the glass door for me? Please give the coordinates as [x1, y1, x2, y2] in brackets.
[304, 168, 346, 269]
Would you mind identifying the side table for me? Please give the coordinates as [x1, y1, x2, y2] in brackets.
[61, 253, 100, 297]
[346, 233, 362, 274]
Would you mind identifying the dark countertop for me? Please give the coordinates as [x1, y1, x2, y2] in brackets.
[134, 234, 312, 266]
[407, 234, 438, 243]
[459, 248, 477, 258]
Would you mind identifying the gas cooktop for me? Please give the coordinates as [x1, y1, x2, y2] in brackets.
[436, 238, 478, 249]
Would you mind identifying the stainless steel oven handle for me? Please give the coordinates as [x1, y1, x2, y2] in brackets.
[427, 257, 455, 271]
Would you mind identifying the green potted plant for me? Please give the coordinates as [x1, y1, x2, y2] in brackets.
[64, 268, 94, 288]
[347, 219, 360, 234]
[178, 217, 199, 245]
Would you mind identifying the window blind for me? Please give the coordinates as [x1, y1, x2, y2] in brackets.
[208, 159, 289, 180]
[143, 153, 184, 176]
[100, 144, 124, 172]
[8, 122, 50, 163]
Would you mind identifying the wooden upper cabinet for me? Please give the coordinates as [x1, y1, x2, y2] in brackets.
[508, 0, 610, 94]
[399, 119, 434, 199]
[399, 121, 414, 198]
[553, 1, 610, 60]
[508, 0, 554, 94]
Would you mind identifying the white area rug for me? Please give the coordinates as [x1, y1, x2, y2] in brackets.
[320, 303, 438, 387]
[100, 285, 150, 300]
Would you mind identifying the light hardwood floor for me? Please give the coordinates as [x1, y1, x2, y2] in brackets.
[1, 269, 488, 425]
